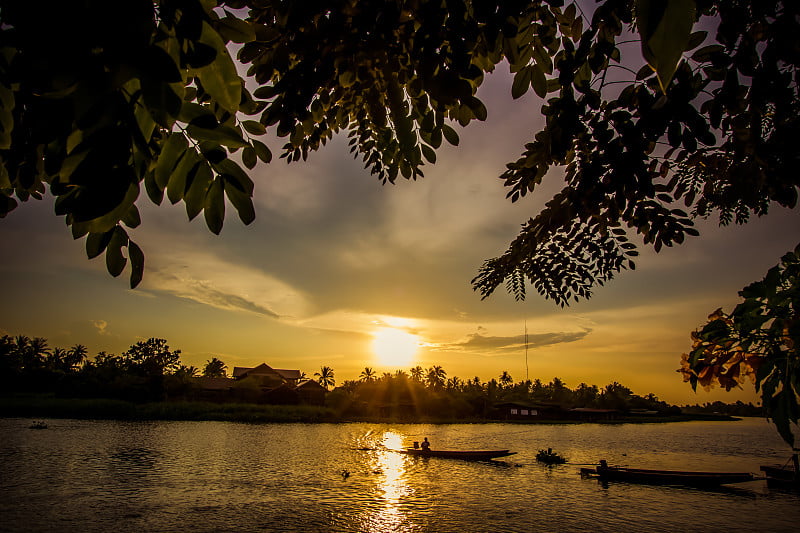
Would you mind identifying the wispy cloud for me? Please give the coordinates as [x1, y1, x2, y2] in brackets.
[433, 328, 592, 355]
[140, 247, 312, 319]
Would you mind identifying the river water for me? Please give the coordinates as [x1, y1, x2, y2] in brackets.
[1, 417, 798, 532]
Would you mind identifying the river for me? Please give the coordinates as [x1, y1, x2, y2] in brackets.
[1, 417, 798, 532]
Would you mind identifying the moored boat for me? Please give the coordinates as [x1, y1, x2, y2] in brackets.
[760, 454, 800, 489]
[398, 448, 516, 460]
[581, 460, 754, 487]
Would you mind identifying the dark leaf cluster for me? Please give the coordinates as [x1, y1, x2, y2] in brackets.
[680, 244, 800, 444]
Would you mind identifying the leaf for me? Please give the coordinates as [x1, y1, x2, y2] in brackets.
[421, 144, 436, 164]
[242, 120, 266, 136]
[465, 97, 487, 121]
[636, 0, 696, 93]
[512, 67, 532, 99]
[252, 139, 272, 163]
[242, 146, 257, 169]
[86, 231, 113, 259]
[155, 134, 189, 190]
[204, 177, 225, 234]
[186, 124, 248, 148]
[691, 45, 724, 63]
[531, 64, 547, 98]
[167, 149, 199, 204]
[686, 30, 707, 51]
[80, 182, 140, 235]
[442, 124, 459, 146]
[214, 159, 253, 194]
[184, 161, 214, 220]
[128, 240, 145, 289]
[106, 227, 128, 278]
[196, 21, 242, 113]
[224, 177, 255, 225]
[217, 15, 256, 44]
[121, 205, 141, 229]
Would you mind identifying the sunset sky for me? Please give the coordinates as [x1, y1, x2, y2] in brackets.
[1, 69, 798, 406]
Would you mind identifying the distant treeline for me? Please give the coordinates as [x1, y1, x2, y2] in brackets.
[0, 335, 213, 403]
[1, 333, 745, 422]
[326, 369, 683, 420]
[681, 400, 764, 417]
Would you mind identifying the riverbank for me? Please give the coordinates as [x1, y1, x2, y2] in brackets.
[0, 394, 742, 424]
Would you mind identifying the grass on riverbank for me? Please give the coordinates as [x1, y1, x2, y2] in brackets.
[0, 394, 336, 423]
[0, 394, 740, 424]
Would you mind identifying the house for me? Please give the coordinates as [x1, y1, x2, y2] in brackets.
[192, 363, 325, 405]
[568, 407, 620, 421]
[192, 376, 236, 402]
[493, 401, 564, 420]
[232, 364, 303, 386]
[294, 380, 327, 406]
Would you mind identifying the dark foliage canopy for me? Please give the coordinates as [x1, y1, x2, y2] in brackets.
[1, 1, 798, 437]
[1, 0, 796, 299]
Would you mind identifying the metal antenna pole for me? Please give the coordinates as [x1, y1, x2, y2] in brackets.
[525, 320, 529, 382]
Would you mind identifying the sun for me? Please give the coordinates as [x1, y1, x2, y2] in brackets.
[372, 328, 419, 367]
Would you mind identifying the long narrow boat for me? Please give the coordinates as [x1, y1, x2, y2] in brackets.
[581, 461, 754, 487]
[397, 448, 516, 461]
[760, 464, 800, 489]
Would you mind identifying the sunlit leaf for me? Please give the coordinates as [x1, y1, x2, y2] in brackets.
[196, 21, 242, 113]
[636, 0, 696, 93]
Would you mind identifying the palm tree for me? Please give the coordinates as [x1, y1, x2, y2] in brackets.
[315, 366, 336, 390]
[426, 365, 446, 389]
[410, 366, 424, 382]
[203, 357, 228, 378]
[446, 376, 462, 391]
[359, 367, 376, 382]
[499, 371, 513, 388]
[66, 344, 88, 372]
[175, 364, 199, 377]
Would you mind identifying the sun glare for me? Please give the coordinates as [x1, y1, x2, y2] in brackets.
[372, 328, 419, 367]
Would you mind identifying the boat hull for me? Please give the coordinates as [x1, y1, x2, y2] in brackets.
[760, 465, 800, 489]
[398, 448, 516, 460]
[582, 466, 754, 487]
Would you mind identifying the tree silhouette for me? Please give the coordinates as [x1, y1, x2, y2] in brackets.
[2, 1, 794, 299]
[426, 365, 446, 389]
[315, 366, 336, 390]
[680, 245, 800, 445]
[1, 0, 797, 440]
[359, 367, 376, 382]
[203, 357, 228, 378]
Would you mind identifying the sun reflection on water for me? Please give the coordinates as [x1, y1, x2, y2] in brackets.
[368, 431, 413, 532]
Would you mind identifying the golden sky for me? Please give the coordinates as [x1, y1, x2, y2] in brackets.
[1, 71, 798, 405]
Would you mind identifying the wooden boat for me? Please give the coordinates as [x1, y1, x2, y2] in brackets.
[536, 448, 567, 464]
[398, 448, 516, 460]
[581, 460, 754, 487]
[760, 464, 800, 489]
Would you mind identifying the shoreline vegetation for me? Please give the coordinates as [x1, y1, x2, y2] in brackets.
[1, 394, 741, 425]
[2, 334, 761, 425]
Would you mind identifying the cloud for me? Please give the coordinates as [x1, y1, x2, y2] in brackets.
[139, 246, 312, 319]
[92, 320, 110, 335]
[434, 328, 592, 355]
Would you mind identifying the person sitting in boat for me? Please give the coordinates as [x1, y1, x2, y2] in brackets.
[421, 437, 430, 451]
